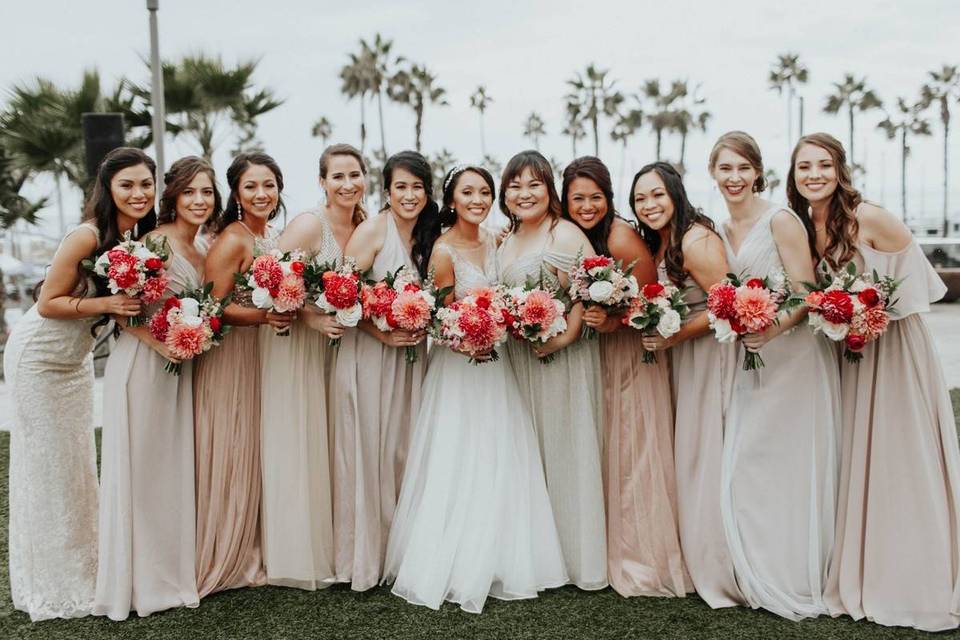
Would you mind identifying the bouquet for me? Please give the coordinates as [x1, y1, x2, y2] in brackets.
[147, 283, 230, 375]
[234, 249, 307, 336]
[706, 271, 795, 370]
[84, 231, 170, 326]
[802, 262, 900, 363]
[431, 286, 511, 364]
[305, 257, 364, 347]
[622, 281, 689, 363]
[361, 266, 449, 364]
[567, 252, 639, 339]
[505, 275, 568, 364]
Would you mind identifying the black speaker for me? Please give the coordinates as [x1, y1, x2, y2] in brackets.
[82, 113, 125, 178]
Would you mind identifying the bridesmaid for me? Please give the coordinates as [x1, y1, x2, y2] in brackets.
[789, 132, 960, 631]
[194, 152, 292, 597]
[259, 144, 366, 589]
[709, 131, 840, 620]
[94, 156, 220, 619]
[631, 162, 743, 608]
[333, 150, 432, 590]
[560, 157, 687, 597]
[498, 150, 607, 590]
[4, 147, 150, 621]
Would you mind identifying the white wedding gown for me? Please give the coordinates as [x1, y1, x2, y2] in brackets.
[383, 234, 568, 613]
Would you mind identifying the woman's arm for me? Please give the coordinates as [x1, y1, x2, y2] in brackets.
[204, 230, 269, 327]
[857, 202, 913, 252]
[584, 220, 656, 334]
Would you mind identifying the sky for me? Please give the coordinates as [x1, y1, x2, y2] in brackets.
[1, 0, 958, 239]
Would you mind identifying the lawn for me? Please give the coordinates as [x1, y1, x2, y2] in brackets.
[1, 390, 959, 640]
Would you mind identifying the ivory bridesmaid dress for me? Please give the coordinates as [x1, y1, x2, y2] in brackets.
[717, 205, 840, 620]
[94, 238, 204, 619]
[332, 212, 427, 590]
[824, 228, 960, 631]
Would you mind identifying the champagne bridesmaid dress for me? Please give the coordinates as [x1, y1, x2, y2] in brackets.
[332, 212, 427, 590]
[94, 239, 204, 619]
[717, 205, 840, 620]
[4, 223, 100, 621]
[193, 227, 275, 596]
[259, 209, 339, 589]
[499, 239, 607, 590]
[824, 231, 960, 631]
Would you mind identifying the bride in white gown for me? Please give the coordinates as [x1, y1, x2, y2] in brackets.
[383, 165, 567, 613]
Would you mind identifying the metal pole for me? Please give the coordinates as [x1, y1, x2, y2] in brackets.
[147, 0, 166, 189]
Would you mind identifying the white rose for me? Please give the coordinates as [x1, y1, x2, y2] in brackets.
[132, 245, 154, 261]
[625, 276, 639, 298]
[251, 287, 274, 309]
[181, 314, 204, 328]
[373, 314, 393, 333]
[315, 293, 335, 313]
[336, 303, 362, 327]
[808, 312, 824, 332]
[767, 270, 786, 291]
[821, 320, 849, 341]
[587, 280, 616, 303]
[657, 309, 682, 337]
[848, 277, 867, 293]
[710, 316, 739, 343]
[179, 297, 201, 318]
[419, 291, 436, 307]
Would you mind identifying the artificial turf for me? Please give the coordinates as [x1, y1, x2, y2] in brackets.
[1, 390, 959, 639]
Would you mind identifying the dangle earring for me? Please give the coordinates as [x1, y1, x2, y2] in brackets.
[237, 200, 243, 220]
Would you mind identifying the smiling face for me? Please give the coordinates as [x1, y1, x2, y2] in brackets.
[237, 163, 279, 220]
[388, 166, 428, 222]
[793, 143, 838, 205]
[633, 170, 675, 231]
[566, 176, 609, 230]
[504, 167, 550, 223]
[322, 154, 366, 211]
[111, 163, 156, 223]
[176, 171, 216, 226]
[710, 147, 759, 205]
[450, 170, 493, 226]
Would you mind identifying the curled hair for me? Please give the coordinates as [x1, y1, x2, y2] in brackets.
[158, 156, 223, 230]
[320, 143, 367, 226]
[630, 161, 718, 287]
[381, 151, 440, 280]
[498, 150, 562, 231]
[561, 156, 617, 255]
[709, 131, 767, 193]
[787, 132, 862, 270]
[439, 165, 496, 228]
[217, 152, 286, 233]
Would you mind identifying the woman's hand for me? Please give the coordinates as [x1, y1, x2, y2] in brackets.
[533, 333, 570, 359]
[741, 324, 782, 352]
[641, 333, 675, 354]
[301, 306, 346, 340]
[151, 341, 182, 365]
[582, 306, 608, 328]
[379, 328, 426, 349]
[265, 310, 297, 332]
[99, 293, 142, 317]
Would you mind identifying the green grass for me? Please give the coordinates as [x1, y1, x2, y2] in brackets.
[2, 392, 959, 639]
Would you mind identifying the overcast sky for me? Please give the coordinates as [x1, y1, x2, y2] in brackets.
[2, 0, 957, 237]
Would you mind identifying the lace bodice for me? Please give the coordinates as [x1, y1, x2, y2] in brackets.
[434, 232, 498, 300]
[498, 234, 575, 290]
[309, 208, 343, 265]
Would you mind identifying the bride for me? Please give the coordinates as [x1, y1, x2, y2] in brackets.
[382, 165, 567, 613]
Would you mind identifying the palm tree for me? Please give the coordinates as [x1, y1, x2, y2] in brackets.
[231, 89, 284, 156]
[388, 62, 448, 152]
[429, 148, 457, 198]
[764, 168, 782, 197]
[610, 109, 643, 186]
[360, 34, 396, 159]
[877, 97, 932, 220]
[671, 81, 711, 172]
[768, 53, 809, 146]
[920, 64, 960, 236]
[340, 52, 372, 153]
[0, 141, 45, 229]
[565, 64, 622, 156]
[522, 112, 546, 150]
[482, 154, 502, 179]
[311, 116, 333, 147]
[638, 79, 685, 161]
[562, 100, 587, 159]
[469, 86, 493, 157]
[823, 74, 883, 166]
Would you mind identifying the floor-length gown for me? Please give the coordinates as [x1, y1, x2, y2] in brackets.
[384, 235, 568, 613]
[332, 212, 427, 590]
[717, 205, 840, 620]
[94, 241, 203, 620]
[259, 209, 339, 589]
[666, 265, 744, 609]
[601, 318, 688, 597]
[193, 228, 274, 596]
[824, 237, 960, 632]
[4, 223, 100, 621]
[500, 240, 607, 590]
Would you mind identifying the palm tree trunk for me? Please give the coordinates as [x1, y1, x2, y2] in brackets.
[592, 115, 599, 156]
[799, 96, 805, 136]
[55, 173, 65, 237]
[619, 140, 627, 195]
[943, 110, 951, 237]
[571, 135, 577, 159]
[655, 129, 662, 161]
[901, 127, 908, 220]
[377, 90, 387, 158]
[848, 105, 855, 166]
[787, 85, 795, 148]
[480, 114, 486, 158]
[680, 131, 688, 172]
[360, 98, 367, 154]
[415, 107, 423, 152]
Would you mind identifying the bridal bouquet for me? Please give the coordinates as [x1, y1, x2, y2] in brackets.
[622, 281, 689, 363]
[305, 257, 364, 347]
[84, 231, 170, 326]
[361, 266, 449, 364]
[505, 276, 568, 364]
[802, 263, 900, 363]
[234, 249, 307, 336]
[432, 286, 511, 364]
[706, 271, 795, 370]
[567, 252, 639, 339]
[148, 283, 230, 375]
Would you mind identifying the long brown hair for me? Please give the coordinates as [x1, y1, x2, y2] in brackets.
[158, 156, 223, 230]
[560, 156, 618, 255]
[708, 131, 767, 193]
[499, 150, 562, 231]
[786, 133, 862, 270]
[217, 152, 286, 233]
[319, 143, 367, 226]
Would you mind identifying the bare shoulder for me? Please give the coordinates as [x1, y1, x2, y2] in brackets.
[284, 210, 325, 234]
[857, 202, 912, 249]
[607, 218, 647, 259]
[208, 223, 250, 257]
[770, 207, 807, 237]
[682, 222, 722, 253]
[552, 218, 591, 248]
[353, 212, 387, 240]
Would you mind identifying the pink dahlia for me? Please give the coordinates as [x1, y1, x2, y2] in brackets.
[707, 283, 737, 320]
[107, 252, 140, 290]
[520, 290, 559, 327]
[273, 273, 306, 313]
[733, 286, 778, 333]
[141, 275, 169, 304]
[391, 291, 432, 331]
[851, 306, 888, 340]
[166, 322, 209, 359]
[251, 255, 283, 291]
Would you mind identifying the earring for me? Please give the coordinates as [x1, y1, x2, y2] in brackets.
[237, 201, 243, 220]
